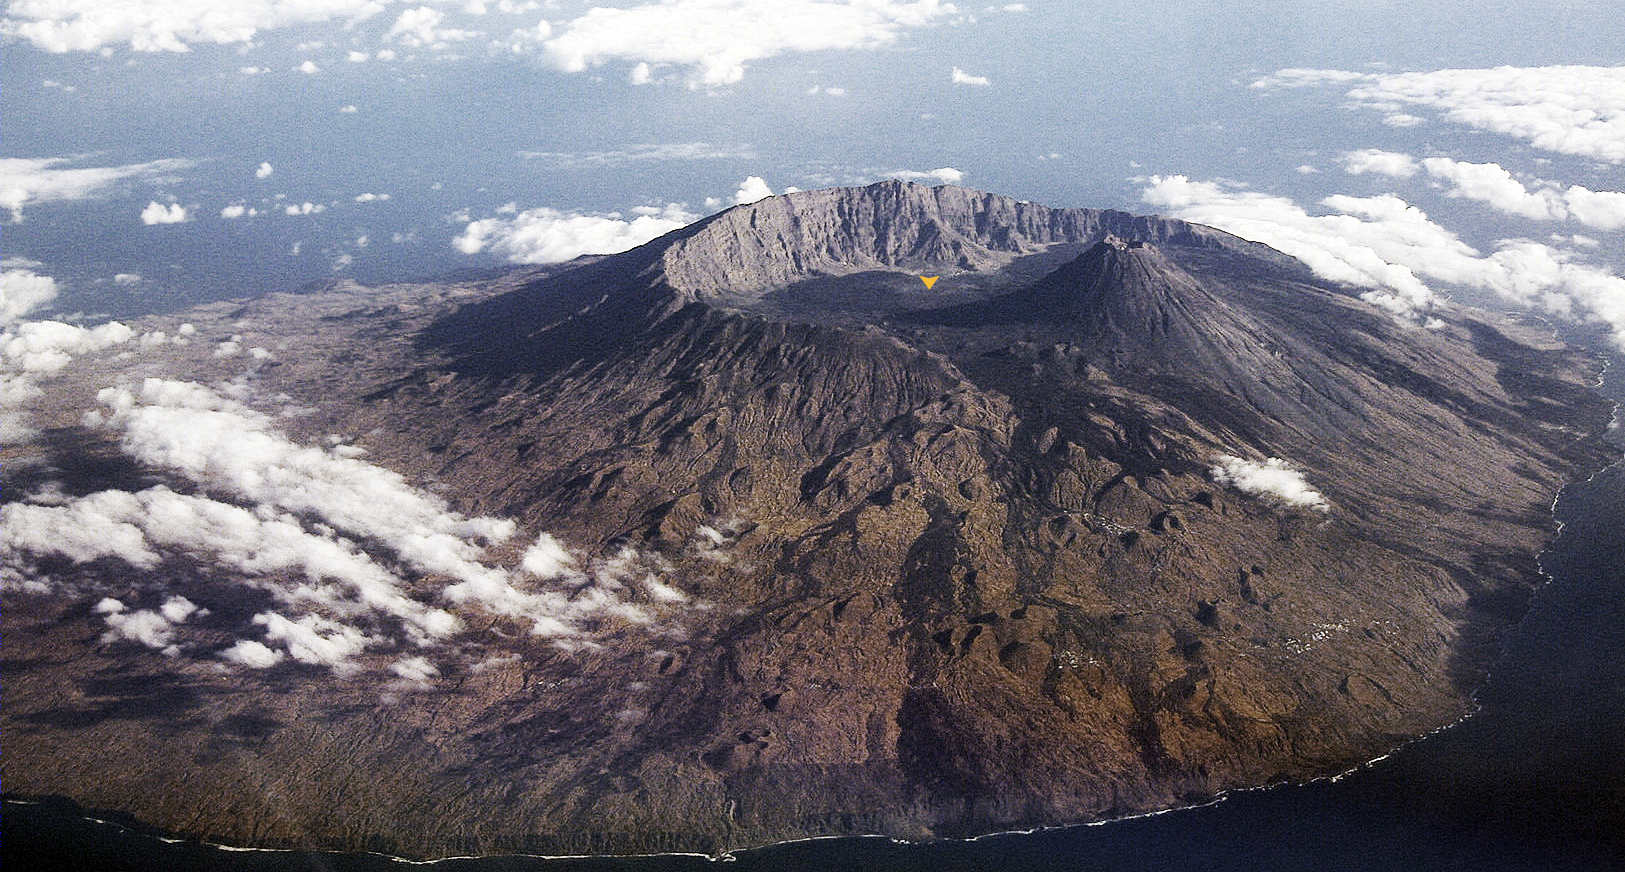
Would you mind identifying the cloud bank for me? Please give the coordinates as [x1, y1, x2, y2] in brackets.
[2, 374, 701, 675]
[542, 0, 956, 86]
[1259, 66, 1625, 163]
[454, 203, 698, 264]
[1343, 150, 1625, 231]
[1141, 175, 1625, 346]
[1, 0, 392, 53]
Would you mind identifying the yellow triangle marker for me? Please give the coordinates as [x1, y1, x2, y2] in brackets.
[920, 276, 939, 289]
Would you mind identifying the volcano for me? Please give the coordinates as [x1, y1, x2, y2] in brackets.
[3, 181, 1616, 857]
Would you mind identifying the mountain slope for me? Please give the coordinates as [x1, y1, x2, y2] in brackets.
[3, 182, 1615, 857]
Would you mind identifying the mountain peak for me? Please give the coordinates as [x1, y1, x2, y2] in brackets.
[656, 183, 1226, 308]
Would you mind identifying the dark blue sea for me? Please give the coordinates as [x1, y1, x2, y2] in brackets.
[7, 368, 1623, 872]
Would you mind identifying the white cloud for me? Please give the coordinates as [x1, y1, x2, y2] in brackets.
[386, 6, 479, 48]
[516, 142, 755, 167]
[1261, 66, 1625, 163]
[220, 203, 259, 219]
[1, 267, 58, 326]
[1143, 175, 1448, 323]
[733, 176, 774, 205]
[521, 532, 577, 578]
[140, 202, 188, 224]
[950, 66, 989, 86]
[501, 18, 551, 53]
[284, 202, 326, 216]
[113, 273, 142, 286]
[884, 167, 965, 185]
[454, 202, 697, 263]
[1141, 174, 1625, 347]
[96, 595, 201, 655]
[221, 639, 284, 668]
[297, 59, 321, 74]
[1562, 185, 1625, 231]
[1, 0, 393, 53]
[253, 611, 373, 669]
[255, 162, 274, 179]
[542, 0, 956, 86]
[1341, 149, 1419, 178]
[1211, 455, 1330, 513]
[3, 319, 136, 374]
[0, 156, 191, 222]
[390, 654, 440, 685]
[1343, 150, 1625, 231]
[4, 363, 708, 673]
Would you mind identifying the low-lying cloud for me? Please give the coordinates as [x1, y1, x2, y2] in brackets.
[1343, 150, 1625, 231]
[1211, 455, 1330, 513]
[1141, 175, 1625, 347]
[885, 167, 965, 185]
[140, 202, 189, 225]
[1258, 65, 1625, 164]
[455, 203, 698, 264]
[2, 371, 705, 677]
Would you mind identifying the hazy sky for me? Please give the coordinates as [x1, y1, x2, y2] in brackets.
[3, 0, 1623, 337]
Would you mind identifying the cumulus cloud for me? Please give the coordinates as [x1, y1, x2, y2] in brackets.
[0, 270, 139, 443]
[732, 176, 774, 205]
[1, 267, 58, 326]
[3, 319, 136, 375]
[1, 0, 393, 53]
[252, 611, 373, 669]
[542, 0, 956, 86]
[255, 162, 274, 179]
[950, 66, 989, 86]
[96, 595, 202, 654]
[884, 167, 964, 185]
[1, 485, 461, 641]
[386, 6, 479, 48]
[1343, 150, 1625, 231]
[1260, 66, 1625, 163]
[0, 156, 191, 222]
[521, 532, 577, 578]
[454, 202, 698, 263]
[140, 202, 188, 224]
[1141, 174, 1625, 347]
[1211, 455, 1330, 513]
[1143, 175, 1454, 323]
[1341, 149, 1420, 178]
[3, 375, 709, 674]
[221, 639, 285, 668]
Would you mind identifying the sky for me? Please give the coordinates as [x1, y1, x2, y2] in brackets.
[2, 2, 1625, 677]
[1, 0, 1621, 326]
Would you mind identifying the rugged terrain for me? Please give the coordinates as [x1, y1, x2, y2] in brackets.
[3, 181, 1616, 856]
